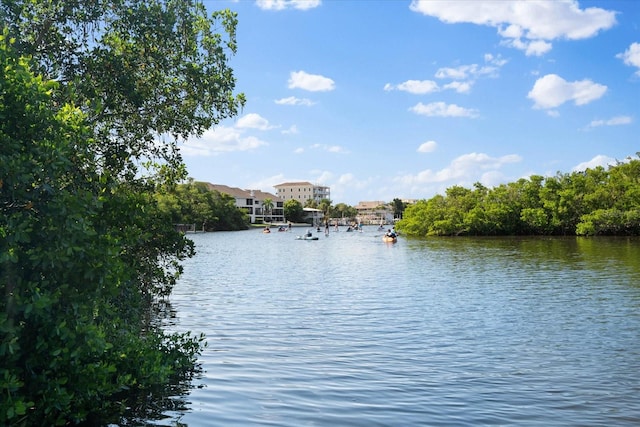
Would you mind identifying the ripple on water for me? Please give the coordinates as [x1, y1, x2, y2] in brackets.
[160, 232, 640, 426]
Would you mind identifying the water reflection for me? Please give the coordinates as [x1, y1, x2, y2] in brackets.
[145, 230, 640, 426]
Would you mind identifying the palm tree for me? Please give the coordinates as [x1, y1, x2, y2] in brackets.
[262, 198, 274, 223]
[319, 198, 332, 223]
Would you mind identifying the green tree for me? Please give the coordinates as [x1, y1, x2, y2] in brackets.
[1, 0, 245, 422]
[397, 156, 640, 237]
[1, 33, 203, 424]
[1, 0, 245, 181]
[262, 197, 274, 222]
[284, 199, 305, 223]
[304, 198, 318, 208]
[330, 203, 357, 222]
[155, 181, 249, 231]
[318, 198, 332, 222]
[391, 198, 406, 219]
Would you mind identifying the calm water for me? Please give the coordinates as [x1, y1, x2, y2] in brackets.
[155, 228, 640, 426]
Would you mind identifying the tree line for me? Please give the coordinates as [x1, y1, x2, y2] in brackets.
[396, 156, 640, 237]
[156, 180, 250, 231]
[1, 1, 244, 424]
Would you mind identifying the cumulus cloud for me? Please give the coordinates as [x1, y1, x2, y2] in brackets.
[180, 126, 268, 156]
[417, 140, 437, 153]
[572, 155, 617, 171]
[288, 70, 335, 92]
[275, 96, 315, 106]
[410, 101, 479, 118]
[247, 174, 287, 193]
[442, 81, 472, 94]
[586, 115, 633, 129]
[617, 42, 640, 75]
[385, 54, 505, 95]
[327, 173, 373, 203]
[256, 0, 321, 11]
[236, 113, 275, 130]
[409, 0, 617, 56]
[527, 74, 607, 109]
[394, 152, 522, 187]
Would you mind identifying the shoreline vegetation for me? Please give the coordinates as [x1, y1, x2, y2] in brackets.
[396, 155, 640, 237]
[1, 1, 244, 424]
[162, 156, 640, 238]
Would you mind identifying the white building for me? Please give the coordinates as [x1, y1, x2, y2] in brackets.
[203, 183, 284, 224]
[274, 181, 330, 204]
[354, 201, 394, 225]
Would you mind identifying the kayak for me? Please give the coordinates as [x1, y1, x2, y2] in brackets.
[296, 235, 319, 241]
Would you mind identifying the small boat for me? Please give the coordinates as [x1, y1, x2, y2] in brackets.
[382, 235, 397, 243]
[296, 235, 319, 241]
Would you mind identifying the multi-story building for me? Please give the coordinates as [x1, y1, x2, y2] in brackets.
[203, 183, 284, 224]
[354, 200, 394, 225]
[274, 181, 331, 204]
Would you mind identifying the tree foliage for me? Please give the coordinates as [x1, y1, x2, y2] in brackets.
[155, 180, 249, 231]
[0, 0, 245, 180]
[391, 198, 406, 219]
[284, 199, 305, 223]
[330, 203, 358, 221]
[397, 157, 640, 237]
[1, 0, 244, 423]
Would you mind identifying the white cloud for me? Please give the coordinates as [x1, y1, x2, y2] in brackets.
[275, 96, 315, 106]
[248, 174, 287, 193]
[527, 74, 607, 109]
[586, 115, 633, 129]
[282, 125, 299, 134]
[256, 0, 321, 11]
[311, 170, 333, 184]
[442, 81, 472, 94]
[310, 143, 348, 153]
[417, 140, 437, 153]
[180, 126, 268, 156]
[384, 79, 439, 94]
[236, 113, 274, 130]
[617, 42, 640, 76]
[387, 54, 505, 95]
[288, 70, 335, 92]
[327, 173, 373, 203]
[410, 0, 617, 56]
[394, 152, 522, 187]
[572, 155, 617, 171]
[518, 39, 553, 56]
[484, 53, 508, 67]
[434, 63, 499, 80]
[410, 101, 479, 118]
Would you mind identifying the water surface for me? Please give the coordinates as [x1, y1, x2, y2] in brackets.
[157, 228, 640, 426]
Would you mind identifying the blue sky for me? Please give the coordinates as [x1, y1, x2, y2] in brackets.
[181, 0, 639, 206]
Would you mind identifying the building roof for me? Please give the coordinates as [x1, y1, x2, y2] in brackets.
[202, 183, 278, 200]
[247, 189, 280, 200]
[274, 181, 313, 188]
[355, 201, 387, 209]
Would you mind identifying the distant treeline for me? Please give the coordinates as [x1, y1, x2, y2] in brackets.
[155, 180, 250, 232]
[396, 155, 640, 237]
